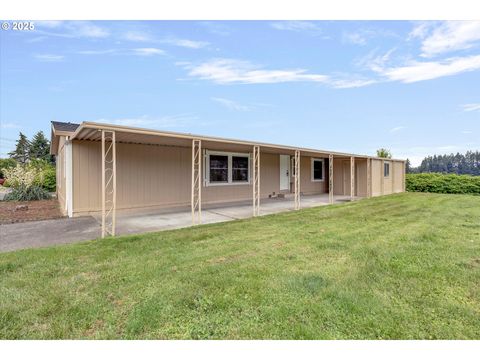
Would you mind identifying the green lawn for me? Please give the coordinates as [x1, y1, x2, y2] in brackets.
[1, 193, 479, 339]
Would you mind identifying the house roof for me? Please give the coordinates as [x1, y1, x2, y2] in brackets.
[62, 121, 405, 162]
[51, 121, 80, 133]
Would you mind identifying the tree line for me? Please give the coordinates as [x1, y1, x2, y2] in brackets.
[7, 131, 53, 164]
[406, 151, 480, 176]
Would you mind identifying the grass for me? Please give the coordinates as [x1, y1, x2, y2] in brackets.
[0, 192, 479, 339]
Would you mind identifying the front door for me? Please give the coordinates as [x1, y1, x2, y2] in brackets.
[280, 155, 290, 191]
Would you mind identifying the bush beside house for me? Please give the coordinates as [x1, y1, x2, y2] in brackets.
[2, 164, 52, 201]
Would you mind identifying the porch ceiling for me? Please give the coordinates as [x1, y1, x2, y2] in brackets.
[71, 121, 384, 160]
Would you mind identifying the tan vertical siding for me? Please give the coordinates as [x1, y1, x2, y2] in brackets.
[383, 161, 393, 194]
[355, 159, 368, 197]
[301, 156, 327, 195]
[72, 141, 339, 215]
[393, 161, 404, 193]
[371, 159, 382, 197]
[333, 159, 344, 195]
[370, 159, 405, 196]
[71, 139, 405, 215]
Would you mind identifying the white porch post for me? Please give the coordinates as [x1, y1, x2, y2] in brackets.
[65, 137, 73, 218]
[101, 130, 116, 238]
[381, 159, 385, 195]
[367, 158, 371, 198]
[294, 150, 301, 210]
[329, 154, 334, 204]
[252, 145, 260, 217]
[191, 139, 202, 225]
[350, 156, 355, 201]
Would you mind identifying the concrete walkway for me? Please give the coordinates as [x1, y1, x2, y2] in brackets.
[0, 194, 359, 253]
[0, 216, 101, 253]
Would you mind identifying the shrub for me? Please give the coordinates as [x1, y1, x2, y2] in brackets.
[4, 185, 51, 201]
[0, 158, 17, 179]
[1, 163, 54, 201]
[2, 160, 56, 192]
[2, 164, 37, 189]
[406, 173, 480, 195]
[41, 166, 56, 192]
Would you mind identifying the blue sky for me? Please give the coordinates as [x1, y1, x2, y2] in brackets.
[1, 20, 479, 165]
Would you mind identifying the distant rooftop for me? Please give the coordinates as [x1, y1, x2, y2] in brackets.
[51, 121, 80, 133]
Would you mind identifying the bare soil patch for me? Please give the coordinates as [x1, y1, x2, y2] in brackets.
[0, 199, 64, 224]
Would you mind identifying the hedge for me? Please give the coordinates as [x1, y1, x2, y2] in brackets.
[406, 173, 480, 195]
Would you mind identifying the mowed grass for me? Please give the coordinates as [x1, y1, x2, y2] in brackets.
[1, 193, 479, 339]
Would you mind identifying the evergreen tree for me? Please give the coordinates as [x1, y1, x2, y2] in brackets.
[8, 132, 30, 164]
[414, 151, 480, 175]
[29, 131, 52, 162]
[405, 159, 412, 174]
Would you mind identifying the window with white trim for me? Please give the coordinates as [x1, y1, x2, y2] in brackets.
[205, 150, 250, 186]
[311, 158, 324, 181]
[384, 162, 390, 177]
[209, 154, 228, 183]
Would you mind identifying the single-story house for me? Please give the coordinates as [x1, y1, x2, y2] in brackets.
[50, 121, 406, 237]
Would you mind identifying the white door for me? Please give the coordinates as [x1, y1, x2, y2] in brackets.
[280, 155, 290, 191]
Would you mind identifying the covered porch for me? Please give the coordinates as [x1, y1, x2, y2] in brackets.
[69, 122, 372, 237]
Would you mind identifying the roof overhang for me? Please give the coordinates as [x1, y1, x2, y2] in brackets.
[50, 124, 77, 155]
[68, 121, 405, 161]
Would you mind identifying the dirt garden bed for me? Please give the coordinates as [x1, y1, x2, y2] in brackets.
[0, 199, 64, 224]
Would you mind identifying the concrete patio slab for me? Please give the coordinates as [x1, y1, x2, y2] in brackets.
[0, 194, 362, 253]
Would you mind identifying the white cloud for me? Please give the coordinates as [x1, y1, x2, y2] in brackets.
[73, 22, 109, 38]
[121, 31, 209, 49]
[343, 28, 398, 46]
[161, 37, 209, 49]
[343, 32, 367, 46]
[390, 126, 405, 133]
[182, 58, 329, 85]
[270, 21, 321, 34]
[408, 22, 437, 40]
[35, 21, 109, 39]
[181, 58, 376, 89]
[374, 54, 480, 83]
[123, 31, 152, 42]
[355, 48, 397, 74]
[211, 97, 252, 111]
[77, 49, 117, 55]
[35, 21, 63, 29]
[411, 21, 480, 57]
[93, 114, 198, 128]
[462, 130, 473, 134]
[328, 78, 377, 89]
[131, 48, 165, 56]
[462, 103, 480, 112]
[77, 48, 165, 56]
[34, 54, 65, 62]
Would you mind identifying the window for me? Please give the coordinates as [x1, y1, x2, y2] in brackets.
[384, 162, 390, 177]
[232, 156, 249, 182]
[206, 150, 250, 186]
[311, 158, 324, 181]
[209, 155, 228, 183]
